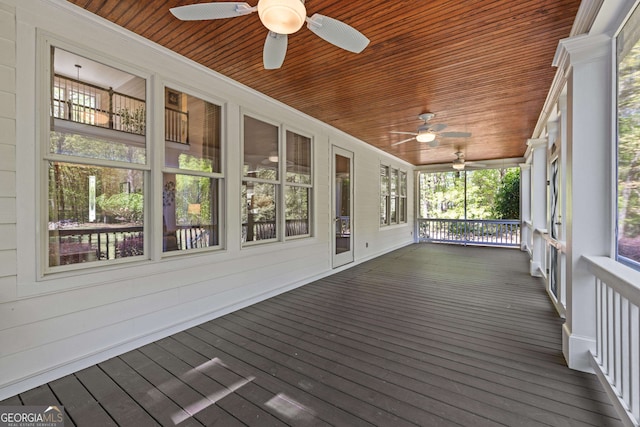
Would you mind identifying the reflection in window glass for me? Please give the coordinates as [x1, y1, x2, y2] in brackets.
[244, 116, 278, 180]
[48, 162, 144, 266]
[162, 174, 219, 252]
[390, 169, 398, 224]
[47, 47, 147, 269]
[286, 131, 311, 184]
[163, 88, 222, 253]
[399, 171, 407, 223]
[50, 47, 146, 164]
[286, 186, 309, 237]
[380, 165, 389, 225]
[242, 182, 277, 242]
[164, 88, 221, 173]
[617, 6, 640, 266]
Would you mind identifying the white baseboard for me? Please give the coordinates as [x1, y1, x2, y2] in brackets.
[562, 323, 596, 373]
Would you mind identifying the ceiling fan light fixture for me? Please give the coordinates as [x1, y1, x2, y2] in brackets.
[258, 0, 306, 34]
[416, 131, 436, 143]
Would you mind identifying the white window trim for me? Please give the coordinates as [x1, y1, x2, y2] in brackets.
[38, 33, 153, 278]
[160, 82, 227, 257]
[240, 112, 314, 246]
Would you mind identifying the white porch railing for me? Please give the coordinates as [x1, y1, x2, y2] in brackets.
[417, 218, 520, 247]
[584, 255, 640, 427]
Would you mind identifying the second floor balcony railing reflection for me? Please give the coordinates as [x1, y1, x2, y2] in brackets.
[52, 74, 189, 144]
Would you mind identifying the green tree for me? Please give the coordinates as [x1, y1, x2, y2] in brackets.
[493, 169, 520, 219]
[96, 192, 144, 223]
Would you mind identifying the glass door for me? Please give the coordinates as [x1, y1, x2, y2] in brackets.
[332, 146, 354, 267]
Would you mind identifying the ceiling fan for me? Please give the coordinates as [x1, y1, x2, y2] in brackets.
[451, 151, 485, 170]
[390, 113, 471, 147]
[170, 1, 370, 69]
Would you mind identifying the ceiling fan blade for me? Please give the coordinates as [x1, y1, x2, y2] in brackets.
[263, 32, 288, 69]
[306, 14, 369, 53]
[391, 137, 416, 146]
[428, 123, 447, 132]
[170, 2, 255, 21]
[440, 131, 472, 138]
[389, 131, 418, 136]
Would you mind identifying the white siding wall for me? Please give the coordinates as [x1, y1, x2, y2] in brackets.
[0, 3, 16, 305]
[0, 0, 413, 399]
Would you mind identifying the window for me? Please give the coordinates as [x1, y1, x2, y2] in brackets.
[380, 164, 407, 226]
[162, 88, 223, 253]
[242, 115, 312, 244]
[617, 5, 640, 268]
[47, 46, 147, 269]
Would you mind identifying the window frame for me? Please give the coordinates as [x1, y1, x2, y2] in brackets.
[160, 83, 226, 256]
[41, 38, 152, 275]
[380, 163, 407, 227]
[241, 112, 314, 246]
[615, 4, 640, 270]
[283, 127, 313, 240]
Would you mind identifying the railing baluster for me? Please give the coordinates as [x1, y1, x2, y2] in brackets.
[416, 219, 520, 247]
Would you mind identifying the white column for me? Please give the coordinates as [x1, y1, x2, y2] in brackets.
[519, 163, 531, 253]
[527, 138, 547, 277]
[556, 33, 612, 372]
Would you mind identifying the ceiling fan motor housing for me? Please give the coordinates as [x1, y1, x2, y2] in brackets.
[258, 0, 307, 34]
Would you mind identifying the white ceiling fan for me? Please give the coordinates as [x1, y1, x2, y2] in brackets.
[390, 113, 471, 147]
[451, 151, 485, 170]
[170, 1, 370, 69]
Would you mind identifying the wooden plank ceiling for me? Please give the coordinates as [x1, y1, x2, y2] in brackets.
[66, 0, 581, 166]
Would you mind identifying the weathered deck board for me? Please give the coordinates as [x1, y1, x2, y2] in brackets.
[0, 244, 623, 426]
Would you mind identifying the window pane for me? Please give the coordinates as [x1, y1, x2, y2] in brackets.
[51, 47, 146, 164]
[380, 166, 389, 195]
[380, 165, 389, 225]
[380, 195, 389, 225]
[48, 162, 144, 267]
[286, 131, 311, 184]
[400, 171, 407, 196]
[391, 169, 398, 195]
[242, 181, 277, 242]
[165, 88, 221, 173]
[618, 6, 640, 265]
[162, 174, 219, 252]
[399, 198, 406, 223]
[285, 186, 309, 236]
[390, 197, 397, 223]
[243, 116, 278, 180]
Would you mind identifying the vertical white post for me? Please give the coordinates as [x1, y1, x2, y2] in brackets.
[520, 163, 531, 253]
[556, 33, 612, 372]
[528, 139, 547, 277]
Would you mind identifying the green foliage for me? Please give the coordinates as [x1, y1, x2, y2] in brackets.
[493, 169, 520, 219]
[96, 192, 144, 223]
[419, 168, 520, 220]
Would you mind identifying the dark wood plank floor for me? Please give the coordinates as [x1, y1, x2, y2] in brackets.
[1, 244, 622, 426]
